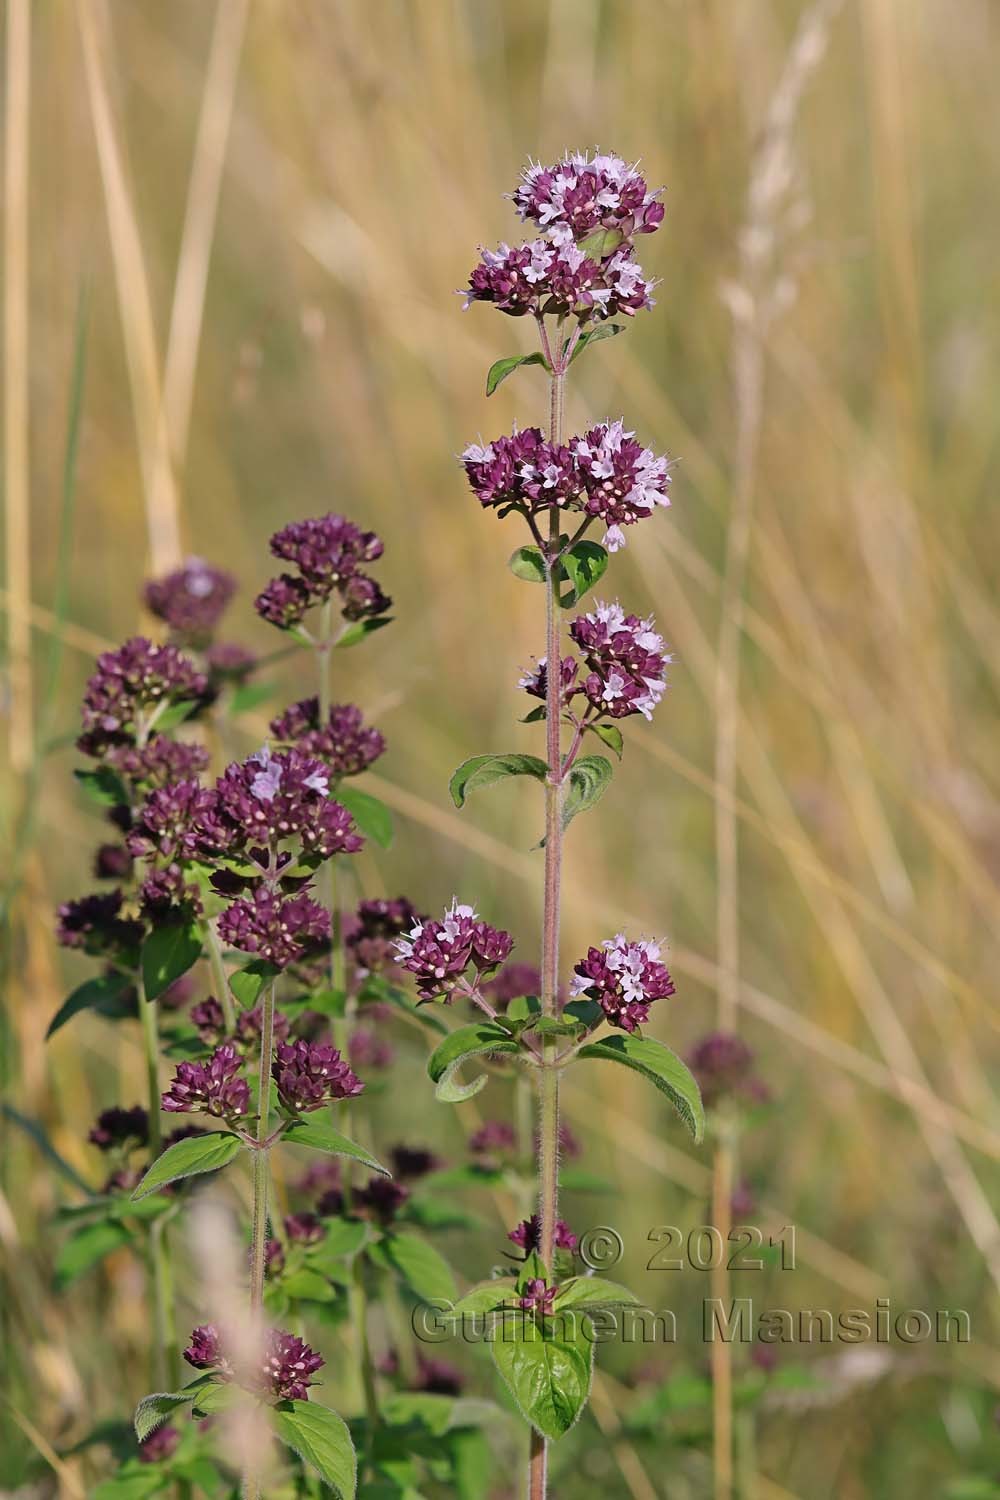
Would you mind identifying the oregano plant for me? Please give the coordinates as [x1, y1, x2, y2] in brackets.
[387, 148, 707, 1496]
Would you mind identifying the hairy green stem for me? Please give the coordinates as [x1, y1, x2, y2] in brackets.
[138, 979, 180, 1387]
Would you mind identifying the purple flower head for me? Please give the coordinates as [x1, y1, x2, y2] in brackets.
[346, 896, 425, 977]
[88, 1105, 149, 1152]
[285, 1212, 324, 1244]
[262, 1329, 324, 1401]
[190, 997, 227, 1045]
[461, 428, 574, 514]
[512, 151, 665, 245]
[161, 1043, 251, 1122]
[138, 865, 203, 920]
[518, 1278, 558, 1318]
[393, 898, 513, 1001]
[138, 1425, 181, 1465]
[159, 972, 197, 1011]
[56, 889, 144, 962]
[264, 1238, 285, 1276]
[354, 1175, 410, 1226]
[205, 641, 257, 684]
[509, 1215, 578, 1253]
[297, 1157, 342, 1199]
[348, 1028, 394, 1071]
[518, 654, 580, 708]
[569, 600, 672, 721]
[78, 637, 207, 759]
[272, 1038, 364, 1113]
[731, 1179, 756, 1218]
[462, 237, 655, 323]
[270, 698, 386, 776]
[105, 736, 211, 792]
[94, 843, 132, 881]
[144, 558, 236, 646]
[217, 887, 331, 969]
[415, 1355, 464, 1395]
[256, 513, 390, 631]
[127, 779, 221, 864]
[184, 1323, 227, 1373]
[389, 1144, 441, 1181]
[482, 961, 542, 1007]
[570, 933, 675, 1032]
[235, 1003, 291, 1052]
[211, 747, 363, 861]
[573, 421, 671, 550]
[469, 1120, 517, 1158]
[688, 1032, 769, 1110]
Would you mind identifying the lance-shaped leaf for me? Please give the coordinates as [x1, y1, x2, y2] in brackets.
[426, 1022, 522, 1103]
[91, 1471, 162, 1500]
[558, 541, 608, 608]
[449, 753, 547, 809]
[568, 320, 625, 365]
[229, 958, 281, 1010]
[561, 754, 613, 831]
[576, 1033, 705, 1142]
[55, 1219, 132, 1289]
[47, 971, 135, 1039]
[368, 1230, 458, 1303]
[141, 917, 202, 1002]
[554, 1277, 640, 1311]
[444, 1279, 519, 1321]
[336, 616, 392, 649]
[74, 764, 128, 808]
[133, 1378, 213, 1441]
[485, 351, 549, 396]
[271, 1399, 356, 1498]
[331, 786, 393, 849]
[282, 1118, 390, 1176]
[131, 1132, 243, 1202]
[490, 1314, 594, 1440]
[585, 721, 623, 760]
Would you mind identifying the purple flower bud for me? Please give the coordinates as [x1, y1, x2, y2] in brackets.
[235, 1003, 290, 1052]
[482, 961, 542, 1006]
[572, 422, 671, 548]
[255, 513, 391, 633]
[162, 1043, 251, 1122]
[144, 558, 236, 646]
[348, 1028, 394, 1071]
[93, 843, 133, 881]
[272, 1039, 364, 1112]
[127, 779, 221, 863]
[518, 1278, 558, 1317]
[285, 1212, 324, 1244]
[184, 1323, 225, 1371]
[569, 600, 672, 721]
[345, 896, 425, 977]
[190, 997, 227, 1044]
[88, 1105, 149, 1151]
[270, 698, 385, 776]
[570, 933, 675, 1032]
[56, 889, 145, 963]
[104, 737, 211, 791]
[415, 1355, 464, 1395]
[389, 1144, 441, 1181]
[78, 637, 207, 759]
[354, 1175, 410, 1226]
[138, 1425, 181, 1464]
[210, 747, 363, 861]
[688, 1032, 769, 1110]
[262, 1329, 324, 1401]
[138, 865, 202, 920]
[508, 1216, 578, 1253]
[205, 640, 257, 684]
[469, 1120, 517, 1157]
[217, 887, 331, 969]
[265, 1238, 285, 1276]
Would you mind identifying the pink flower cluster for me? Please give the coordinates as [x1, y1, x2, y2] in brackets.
[571, 933, 675, 1032]
[393, 898, 513, 1001]
[521, 601, 671, 726]
[512, 150, 664, 244]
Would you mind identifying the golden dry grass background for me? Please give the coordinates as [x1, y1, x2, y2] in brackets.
[3, 2, 1000, 1496]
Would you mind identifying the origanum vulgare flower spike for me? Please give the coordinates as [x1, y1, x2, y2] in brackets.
[570, 600, 672, 722]
[462, 241, 655, 322]
[571, 933, 675, 1032]
[55, 889, 145, 961]
[573, 419, 671, 549]
[518, 1278, 558, 1317]
[393, 898, 513, 1001]
[346, 896, 427, 977]
[143, 558, 236, 646]
[262, 1330, 325, 1401]
[210, 746, 363, 859]
[389, 1144, 441, 1181]
[255, 512, 391, 631]
[88, 1105, 149, 1151]
[512, 151, 665, 244]
[127, 779, 220, 863]
[218, 886, 330, 969]
[688, 1032, 770, 1111]
[509, 1215, 578, 1253]
[354, 1175, 410, 1225]
[77, 637, 208, 758]
[285, 1211, 324, 1244]
[161, 1043, 251, 1122]
[270, 697, 385, 776]
[105, 737, 210, 792]
[272, 1038, 364, 1112]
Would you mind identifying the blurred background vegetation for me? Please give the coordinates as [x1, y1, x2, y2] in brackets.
[2, 1, 1000, 1496]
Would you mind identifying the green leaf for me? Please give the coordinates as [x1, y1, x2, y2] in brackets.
[568, 321, 625, 365]
[449, 753, 547, 809]
[489, 1316, 593, 1440]
[561, 754, 613, 831]
[282, 1118, 390, 1176]
[312, 1219, 369, 1261]
[133, 1382, 209, 1441]
[366, 977, 449, 1036]
[91, 1472, 163, 1500]
[141, 918, 202, 1002]
[229, 958, 281, 1009]
[73, 764, 128, 808]
[336, 616, 393, 650]
[445, 1279, 518, 1320]
[191, 1381, 245, 1417]
[586, 721, 623, 759]
[151, 698, 199, 733]
[577, 1033, 705, 1142]
[46, 971, 135, 1039]
[55, 1219, 132, 1289]
[554, 1276, 639, 1311]
[508, 545, 547, 585]
[449, 1426, 493, 1500]
[333, 786, 394, 849]
[426, 1023, 521, 1103]
[506, 995, 541, 1023]
[283, 1267, 339, 1302]
[577, 226, 624, 260]
[520, 704, 546, 723]
[131, 1132, 243, 1202]
[228, 679, 276, 715]
[558, 1166, 613, 1193]
[558, 542, 608, 608]
[485, 351, 549, 396]
[369, 1231, 458, 1302]
[271, 1398, 357, 1497]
